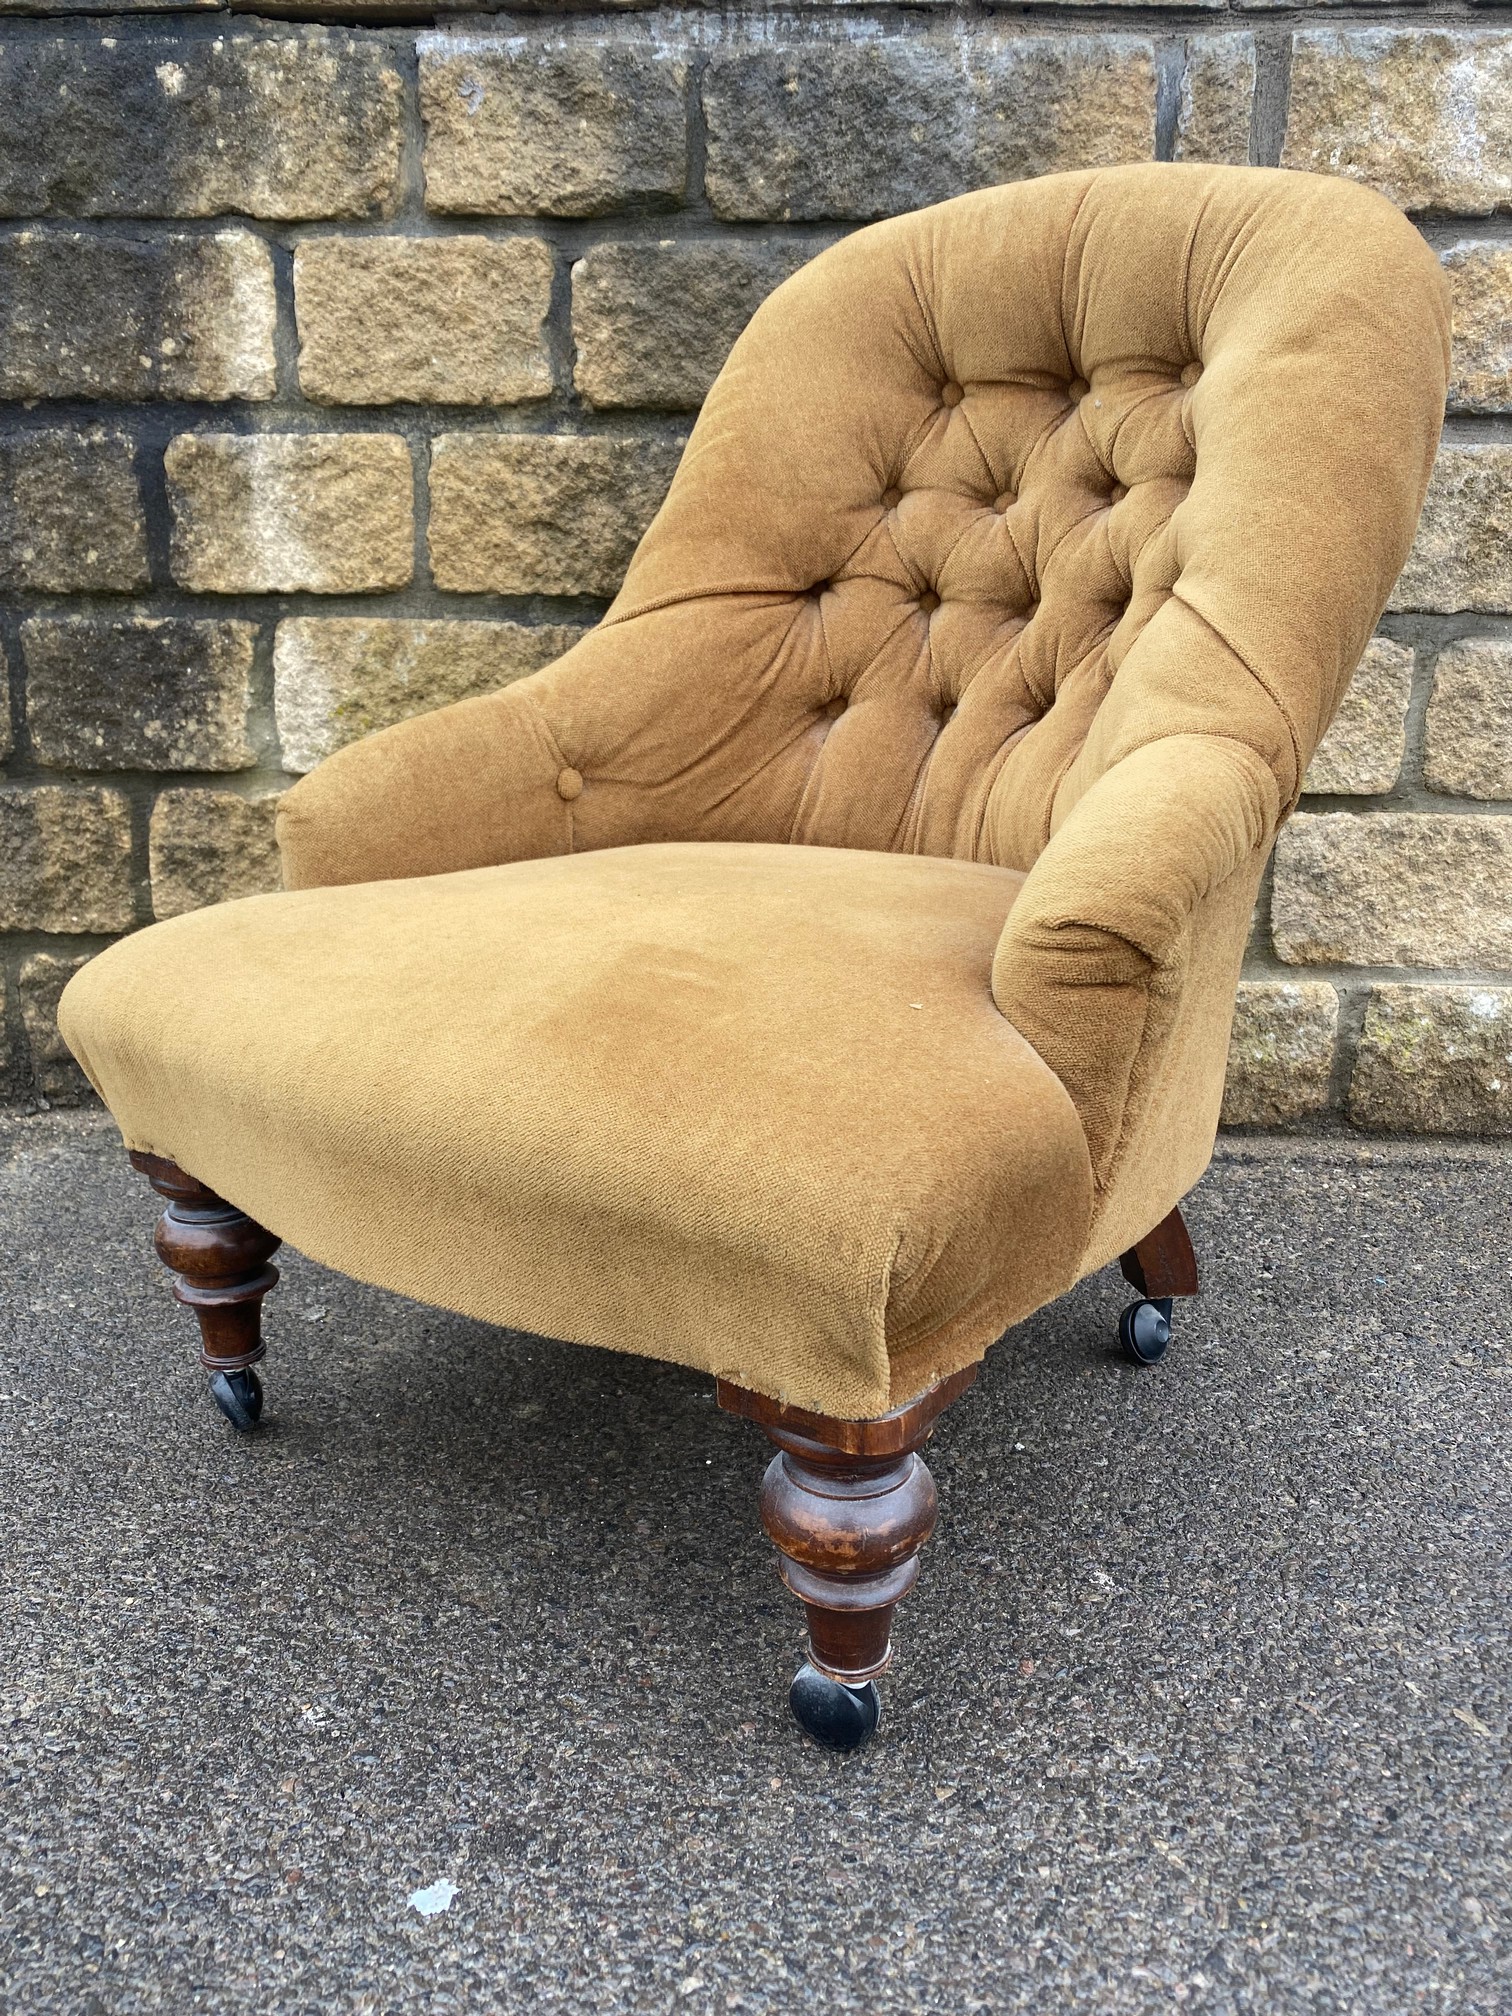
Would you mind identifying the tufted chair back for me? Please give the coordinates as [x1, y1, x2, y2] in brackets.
[573, 163, 1444, 872]
[279, 163, 1448, 1254]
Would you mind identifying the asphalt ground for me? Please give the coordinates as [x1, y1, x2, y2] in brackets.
[1, 1109, 1507, 2014]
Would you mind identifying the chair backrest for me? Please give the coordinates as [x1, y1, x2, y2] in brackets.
[598, 163, 1448, 871]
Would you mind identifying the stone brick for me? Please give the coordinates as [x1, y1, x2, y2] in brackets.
[703, 33, 1157, 223]
[1390, 447, 1512, 615]
[1282, 29, 1512, 215]
[149, 790, 283, 920]
[1424, 639, 1512, 801]
[24, 618, 256, 773]
[19, 952, 94, 1105]
[0, 787, 133, 933]
[274, 617, 590, 773]
[572, 238, 822, 411]
[296, 236, 555, 408]
[429, 434, 683, 597]
[0, 0, 219, 12]
[1350, 985, 1512, 1135]
[1174, 35, 1255, 166]
[1443, 242, 1512, 414]
[1303, 638, 1413, 796]
[0, 230, 275, 402]
[167, 433, 413, 594]
[420, 38, 687, 218]
[0, 637, 10, 764]
[0, 31, 402, 221]
[1221, 980, 1339, 1127]
[1273, 813, 1512, 969]
[0, 431, 147, 592]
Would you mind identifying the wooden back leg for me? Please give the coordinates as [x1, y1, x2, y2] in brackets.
[1117, 1202, 1198, 1366]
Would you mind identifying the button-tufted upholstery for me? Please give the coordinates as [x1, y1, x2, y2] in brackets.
[61, 165, 1448, 1417]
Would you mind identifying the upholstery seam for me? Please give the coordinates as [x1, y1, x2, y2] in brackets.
[902, 254, 946, 380]
[1058, 178, 1098, 377]
[1102, 377, 1182, 474]
[955, 404, 1002, 497]
[1173, 593, 1304, 797]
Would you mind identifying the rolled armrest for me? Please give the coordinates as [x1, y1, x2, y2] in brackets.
[277, 683, 575, 890]
[991, 733, 1280, 1193]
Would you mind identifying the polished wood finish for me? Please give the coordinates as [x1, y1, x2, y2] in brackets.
[129, 1152, 281, 1373]
[1119, 1202, 1199, 1302]
[717, 1365, 977, 1688]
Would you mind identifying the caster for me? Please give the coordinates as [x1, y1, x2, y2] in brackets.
[1119, 1296, 1172, 1365]
[789, 1662, 881, 1751]
[209, 1366, 263, 1432]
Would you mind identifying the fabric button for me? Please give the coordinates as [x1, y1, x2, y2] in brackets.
[1180, 361, 1203, 388]
[940, 382, 964, 407]
[918, 590, 940, 614]
[556, 767, 583, 802]
[824, 697, 846, 720]
[1068, 377, 1089, 400]
[992, 491, 1015, 514]
[1110, 482, 1128, 504]
[882, 487, 902, 509]
[810, 579, 830, 599]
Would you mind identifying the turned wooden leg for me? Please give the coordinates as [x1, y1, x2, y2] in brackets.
[716, 1365, 977, 1749]
[1116, 1201, 1199, 1365]
[129, 1151, 281, 1432]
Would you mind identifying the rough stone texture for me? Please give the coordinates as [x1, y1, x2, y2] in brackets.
[0, 0, 219, 11]
[3, 1121, 1511, 2010]
[1424, 638, 1512, 800]
[1273, 812, 1512, 970]
[1391, 446, 1512, 614]
[1173, 34, 1255, 166]
[0, 31, 403, 221]
[1282, 28, 1512, 215]
[0, 787, 132, 933]
[295, 236, 555, 408]
[0, 230, 275, 402]
[429, 433, 683, 596]
[148, 789, 283, 919]
[18, 952, 93, 1104]
[1221, 980, 1339, 1127]
[703, 33, 1158, 222]
[1350, 985, 1512, 1134]
[572, 238, 822, 410]
[0, 6, 1504, 1133]
[0, 431, 147, 592]
[420, 39, 687, 218]
[166, 433, 413, 594]
[24, 618, 256, 774]
[1443, 242, 1512, 414]
[275, 617, 590, 773]
[1303, 638, 1414, 796]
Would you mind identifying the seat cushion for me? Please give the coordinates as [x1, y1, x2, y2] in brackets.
[60, 842, 1094, 1417]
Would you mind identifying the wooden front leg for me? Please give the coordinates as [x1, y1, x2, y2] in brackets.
[130, 1152, 281, 1431]
[717, 1365, 977, 1749]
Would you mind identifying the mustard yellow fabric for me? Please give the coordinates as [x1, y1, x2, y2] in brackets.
[61, 164, 1448, 1417]
[63, 845, 1094, 1415]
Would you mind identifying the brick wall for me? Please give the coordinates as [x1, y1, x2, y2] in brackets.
[0, 2, 1507, 1134]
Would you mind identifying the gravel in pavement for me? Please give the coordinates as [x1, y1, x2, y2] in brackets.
[1, 1111, 1508, 2013]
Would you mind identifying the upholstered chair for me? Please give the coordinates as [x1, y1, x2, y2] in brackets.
[61, 164, 1448, 1750]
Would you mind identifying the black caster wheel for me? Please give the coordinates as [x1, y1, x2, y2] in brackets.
[1119, 1296, 1173, 1366]
[789, 1662, 881, 1751]
[209, 1366, 264, 1432]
